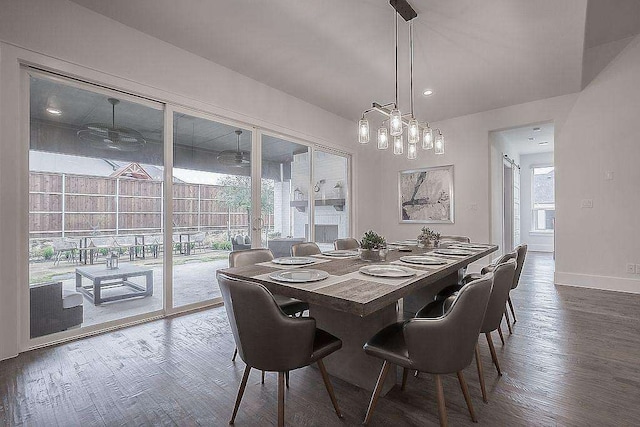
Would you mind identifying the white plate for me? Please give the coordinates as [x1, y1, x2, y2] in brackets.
[272, 257, 317, 265]
[269, 269, 330, 283]
[359, 265, 417, 278]
[400, 255, 448, 265]
[433, 248, 474, 256]
[323, 250, 359, 257]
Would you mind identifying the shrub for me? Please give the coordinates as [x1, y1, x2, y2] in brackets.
[42, 246, 55, 260]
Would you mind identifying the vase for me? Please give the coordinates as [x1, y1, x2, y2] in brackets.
[359, 248, 388, 262]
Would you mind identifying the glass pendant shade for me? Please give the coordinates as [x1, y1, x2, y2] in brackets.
[435, 131, 445, 155]
[377, 127, 389, 150]
[393, 134, 403, 155]
[407, 142, 417, 159]
[389, 109, 402, 136]
[408, 118, 419, 144]
[422, 126, 433, 149]
[358, 118, 370, 144]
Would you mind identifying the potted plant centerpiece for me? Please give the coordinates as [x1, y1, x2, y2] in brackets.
[417, 227, 440, 248]
[359, 230, 388, 262]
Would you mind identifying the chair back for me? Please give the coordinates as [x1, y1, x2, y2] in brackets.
[404, 274, 493, 374]
[512, 244, 528, 289]
[229, 248, 274, 268]
[217, 273, 316, 371]
[291, 242, 321, 257]
[440, 235, 471, 244]
[481, 259, 516, 333]
[334, 238, 359, 250]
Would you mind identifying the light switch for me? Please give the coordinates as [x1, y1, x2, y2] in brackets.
[470, 203, 478, 211]
[605, 171, 614, 181]
[581, 199, 593, 208]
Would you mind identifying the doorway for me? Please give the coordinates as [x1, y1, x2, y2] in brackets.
[490, 122, 555, 256]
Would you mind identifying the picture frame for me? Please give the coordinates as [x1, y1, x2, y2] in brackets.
[398, 165, 454, 223]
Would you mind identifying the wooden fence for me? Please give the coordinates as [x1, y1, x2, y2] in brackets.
[29, 172, 271, 238]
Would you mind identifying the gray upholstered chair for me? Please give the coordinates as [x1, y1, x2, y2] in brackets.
[435, 250, 516, 302]
[506, 244, 528, 325]
[362, 275, 493, 426]
[290, 242, 321, 257]
[228, 249, 309, 381]
[333, 238, 359, 250]
[217, 274, 343, 426]
[474, 259, 516, 402]
[473, 244, 527, 334]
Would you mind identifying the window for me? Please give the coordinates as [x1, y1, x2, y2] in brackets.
[531, 166, 555, 231]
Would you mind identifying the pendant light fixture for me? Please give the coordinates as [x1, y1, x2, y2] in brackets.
[358, 0, 445, 159]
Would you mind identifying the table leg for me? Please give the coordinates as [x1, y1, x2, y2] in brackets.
[94, 278, 102, 305]
[75, 272, 82, 291]
[146, 271, 154, 296]
[309, 303, 399, 395]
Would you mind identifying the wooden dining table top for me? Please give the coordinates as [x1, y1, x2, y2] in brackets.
[218, 244, 498, 317]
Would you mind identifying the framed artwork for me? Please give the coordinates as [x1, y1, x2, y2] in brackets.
[398, 165, 454, 223]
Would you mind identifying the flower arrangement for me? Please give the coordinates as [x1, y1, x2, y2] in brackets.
[360, 230, 386, 250]
[417, 227, 440, 248]
[359, 230, 387, 262]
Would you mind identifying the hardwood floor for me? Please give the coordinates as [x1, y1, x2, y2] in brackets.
[2, 252, 640, 426]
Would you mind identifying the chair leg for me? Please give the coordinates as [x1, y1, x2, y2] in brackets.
[262, 371, 265, 384]
[278, 372, 285, 427]
[401, 367, 408, 391]
[434, 374, 448, 427]
[229, 365, 251, 424]
[457, 371, 477, 422]
[475, 344, 488, 403]
[485, 332, 502, 376]
[504, 308, 513, 334]
[363, 361, 391, 425]
[497, 325, 505, 345]
[317, 359, 343, 418]
[232, 348, 238, 362]
[285, 371, 290, 389]
[508, 295, 517, 323]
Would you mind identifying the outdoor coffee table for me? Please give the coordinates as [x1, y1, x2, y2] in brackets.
[75, 264, 153, 305]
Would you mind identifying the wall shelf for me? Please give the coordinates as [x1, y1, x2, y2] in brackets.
[290, 198, 345, 212]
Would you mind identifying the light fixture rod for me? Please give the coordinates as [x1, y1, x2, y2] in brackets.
[395, 10, 399, 109]
[410, 21, 414, 117]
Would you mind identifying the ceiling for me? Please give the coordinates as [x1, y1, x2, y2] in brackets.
[30, 75, 306, 164]
[495, 122, 554, 156]
[68, 0, 599, 123]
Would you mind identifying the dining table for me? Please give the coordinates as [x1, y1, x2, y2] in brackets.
[218, 242, 498, 395]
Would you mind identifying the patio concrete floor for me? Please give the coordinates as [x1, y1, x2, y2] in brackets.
[30, 251, 231, 329]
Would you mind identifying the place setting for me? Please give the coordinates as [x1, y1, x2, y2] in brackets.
[257, 256, 331, 269]
[397, 255, 451, 266]
[319, 249, 360, 258]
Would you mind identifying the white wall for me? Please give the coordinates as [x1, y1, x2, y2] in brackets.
[519, 152, 555, 252]
[376, 94, 578, 269]
[0, 0, 381, 361]
[554, 35, 640, 293]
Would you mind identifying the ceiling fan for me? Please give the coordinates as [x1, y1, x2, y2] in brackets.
[217, 129, 250, 167]
[77, 98, 146, 152]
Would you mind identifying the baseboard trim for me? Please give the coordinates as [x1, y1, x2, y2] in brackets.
[555, 271, 640, 294]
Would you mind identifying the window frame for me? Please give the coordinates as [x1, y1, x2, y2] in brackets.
[530, 164, 555, 233]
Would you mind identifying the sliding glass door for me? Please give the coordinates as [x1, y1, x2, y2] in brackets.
[27, 71, 165, 339]
[172, 111, 252, 308]
[25, 69, 352, 347]
[257, 134, 310, 255]
[312, 149, 351, 251]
